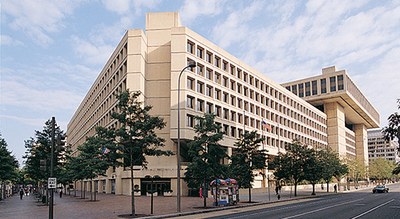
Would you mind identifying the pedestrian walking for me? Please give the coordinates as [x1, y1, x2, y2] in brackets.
[19, 188, 24, 200]
[60, 189, 63, 198]
[334, 184, 337, 193]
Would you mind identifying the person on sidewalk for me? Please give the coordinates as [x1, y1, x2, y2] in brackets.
[19, 188, 24, 200]
[334, 185, 337, 193]
[60, 189, 63, 198]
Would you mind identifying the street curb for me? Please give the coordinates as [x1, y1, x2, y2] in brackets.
[139, 193, 338, 219]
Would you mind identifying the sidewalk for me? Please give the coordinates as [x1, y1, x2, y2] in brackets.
[0, 185, 371, 219]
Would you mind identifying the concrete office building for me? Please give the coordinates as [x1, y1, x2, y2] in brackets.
[282, 66, 380, 166]
[67, 12, 377, 196]
[368, 129, 399, 163]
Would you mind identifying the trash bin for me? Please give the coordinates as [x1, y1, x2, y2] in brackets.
[42, 195, 47, 203]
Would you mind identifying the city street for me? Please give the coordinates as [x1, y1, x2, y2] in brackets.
[0, 184, 380, 219]
[177, 184, 400, 219]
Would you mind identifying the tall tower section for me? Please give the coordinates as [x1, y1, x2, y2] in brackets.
[282, 66, 380, 166]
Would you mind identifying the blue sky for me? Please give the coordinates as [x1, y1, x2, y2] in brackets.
[1, 0, 400, 166]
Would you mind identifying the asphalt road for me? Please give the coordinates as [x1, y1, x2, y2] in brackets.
[182, 184, 400, 219]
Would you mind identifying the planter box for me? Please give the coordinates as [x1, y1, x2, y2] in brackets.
[164, 192, 172, 197]
[146, 192, 158, 197]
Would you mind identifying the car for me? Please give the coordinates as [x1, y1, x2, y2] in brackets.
[372, 185, 389, 193]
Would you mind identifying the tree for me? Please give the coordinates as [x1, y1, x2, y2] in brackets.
[319, 149, 348, 192]
[23, 119, 66, 186]
[229, 130, 267, 202]
[383, 99, 400, 175]
[184, 113, 228, 207]
[303, 148, 322, 195]
[0, 134, 19, 200]
[272, 141, 309, 197]
[346, 159, 366, 189]
[369, 158, 395, 183]
[382, 99, 400, 148]
[109, 90, 171, 216]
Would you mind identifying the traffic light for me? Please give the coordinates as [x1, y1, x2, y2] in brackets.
[56, 134, 66, 152]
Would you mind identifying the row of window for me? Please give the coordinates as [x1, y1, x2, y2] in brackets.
[186, 40, 325, 124]
[185, 93, 327, 142]
[285, 75, 344, 97]
[186, 113, 327, 149]
[186, 75, 326, 133]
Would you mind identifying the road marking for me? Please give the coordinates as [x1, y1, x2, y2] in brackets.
[351, 199, 395, 219]
[282, 198, 364, 219]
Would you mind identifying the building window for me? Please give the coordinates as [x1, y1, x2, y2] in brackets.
[206, 68, 212, 80]
[197, 99, 204, 112]
[223, 61, 228, 71]
[187, 114, 194, 127]
[197, 82, 204, 94]
[206, 102, 213, 113]
[223, 77, 229, 87]
[214, 72, 221, 84]
[223, 92, 229, 103]
[206, 52, 213, 63]
[231, 111, 236, 121]
[330, 76, 336, 92]
[197, 64, 204, 76]
[299, 83, 304, 97]
[230, 80, 236, 91]
[291, 85, 297, 95]
[187, 96, 194, 109]
[196, 46, 204, 59]
[215, 89, 221, 100]
[305, 82, 311, 96]
[337, 75, 344, 90]
[321, 79, 327, 94]
[215, 105, 221, 117]
[187, 41, 194, 54]
[187, 77, 194, 90]
[312, 80, 317, 95]
[215, 56, 221, 68]
[223, 108, 229, 119]
[206, 85, 213, 97]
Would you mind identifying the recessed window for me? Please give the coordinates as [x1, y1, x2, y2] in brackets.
[337, 75, 344, 90]
[330, 76, 336, 92]
[206, 52, 213, 63]
[187, 114, 194, 127]
[197, 82, 204, 94]
[187, 41, 194, 54]
[187, 77, 194, 90]
[321, 79, 327, 94]
[187, 96, 194, 109]
[196, 46, 204, 59]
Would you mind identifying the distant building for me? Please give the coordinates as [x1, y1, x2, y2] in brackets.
[67, 12, 379, 196]
[368, 129, 399, 163]
[282, 66, 380, 166]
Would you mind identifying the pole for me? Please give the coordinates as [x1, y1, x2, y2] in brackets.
[177, 62, 195, 212]
[151, 177, 154, 215]
[49, 117, 55, 219]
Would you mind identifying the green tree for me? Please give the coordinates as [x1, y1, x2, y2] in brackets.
[23, 119, 66, 186]
[319, 149, 348, 192]
[382, 99, 400, 175]
[272, 141, 308, 197]
[229, 130, 267, 202]
[303, 148, 322, 195]
[346, 159, 366, 189]
[109, 90, 171, 216]
[0, 134, 19, 200]
[184, 113, 228, 207]
[369, 158, 396, 183]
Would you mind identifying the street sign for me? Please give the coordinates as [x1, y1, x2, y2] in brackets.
[48, 178, 57, 189]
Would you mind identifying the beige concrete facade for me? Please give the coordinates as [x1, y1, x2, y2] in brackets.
[67, 12, 377, 197]
[282, 66, 380, 166]
[368, 129, 399, 163]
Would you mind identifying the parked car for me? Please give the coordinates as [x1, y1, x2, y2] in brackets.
[372, 185, 389, 193]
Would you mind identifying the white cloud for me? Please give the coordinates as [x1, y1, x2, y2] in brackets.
[0, 34, 23, 46]
[102, 0, 160, 16]
[180, 0, 228, 25]
[71, 36, 115, 65]
[2, 0, 83, 46]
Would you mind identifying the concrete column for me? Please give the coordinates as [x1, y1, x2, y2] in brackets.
[354, 124, 368, 167]
[324, 102, 347, 158]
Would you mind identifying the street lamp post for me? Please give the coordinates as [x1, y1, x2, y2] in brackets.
[177, 61, 196, 212]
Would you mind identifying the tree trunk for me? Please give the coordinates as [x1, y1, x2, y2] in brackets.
[294, 181, 298, 197]
[248, 187, 252, 202]
[326, 182, 330, 193]
[311, 183, 316, 195]
[131, 153, 136, 217]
